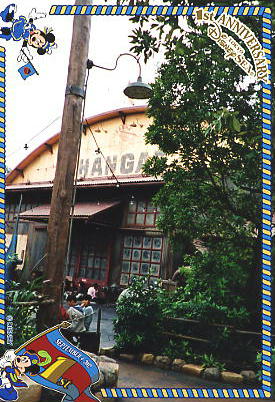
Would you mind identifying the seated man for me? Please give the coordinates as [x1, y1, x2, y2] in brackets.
[66, 295, 85, 333]
[81, 294, 94, 331]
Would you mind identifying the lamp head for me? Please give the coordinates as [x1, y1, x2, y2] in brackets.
[124, 76, 152, 99]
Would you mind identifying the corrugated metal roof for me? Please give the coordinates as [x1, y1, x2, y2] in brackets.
[77, 176, 163, 186]
[7, 175, 163, 191]
[7, 183, 53, 191]
[19, 201, 121, 219]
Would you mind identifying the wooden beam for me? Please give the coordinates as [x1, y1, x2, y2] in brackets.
[15, 168, 24, 178]
[163, 331, 210, 344]
[39, 0, 92, 329]
[119, 111, 126, 124]
[167, 316, 234, 328]
[44, 143, 53, 154]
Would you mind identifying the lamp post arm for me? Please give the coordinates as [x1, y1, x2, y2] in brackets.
[87, 53, 142, 77]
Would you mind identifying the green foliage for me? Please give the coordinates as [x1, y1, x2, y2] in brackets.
[162, 339, 194, 361]
[200, 353, 225, 371]
[114, 277, 165, 353]
[143, 58, 261, 239]
[126, 1, 272, 325]
[158, 241, 251, 326]
[182, 241, 251, 322]
[127, 0, 272, 65]
[6, 252, 20, 265]
[115, 276, 259, 369]
[6, 278, 43, 349]
[162, 341, 226, 370]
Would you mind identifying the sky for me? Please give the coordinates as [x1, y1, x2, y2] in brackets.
[4, 0, 163, 169]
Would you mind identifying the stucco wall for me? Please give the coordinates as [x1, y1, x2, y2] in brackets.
[11, 112, 159, 185]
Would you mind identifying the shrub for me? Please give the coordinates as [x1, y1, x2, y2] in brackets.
[114, 277, 165, 353]
[200, 353, 225, 371]
[163, 241, 252, 328]
[162, 339, 194, 361]
[6, 278, 43, 349]
[114, 245, 256, 370]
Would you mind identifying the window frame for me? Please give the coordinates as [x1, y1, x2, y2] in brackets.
[67, 229, 112, 286]
[126, 200, 160, 228]
[120, 233, 163, 286]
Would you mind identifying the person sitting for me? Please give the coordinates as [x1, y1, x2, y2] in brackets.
[87, 283, 99, 301]
[59, 305, 69, 322]
[75, 280, 86, 301]
[80, 294, 94, 331]
[66, 295, 85, 333]
[64, 279, 74, 299]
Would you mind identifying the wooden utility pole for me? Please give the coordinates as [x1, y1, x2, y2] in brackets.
[39, 0, 92, 329]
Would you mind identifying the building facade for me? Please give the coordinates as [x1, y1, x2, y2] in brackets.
[6, 106, 178, 287]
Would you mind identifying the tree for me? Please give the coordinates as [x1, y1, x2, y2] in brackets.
[127, 1, 274, 324]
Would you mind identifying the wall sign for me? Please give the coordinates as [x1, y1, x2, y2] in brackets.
[195, 9, 269, 83]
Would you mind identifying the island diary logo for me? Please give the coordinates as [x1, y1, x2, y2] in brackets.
[195, 9, 269, 84]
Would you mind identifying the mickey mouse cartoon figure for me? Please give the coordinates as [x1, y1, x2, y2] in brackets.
[0, 4, 56, 62]
[0, 349, 40, 401]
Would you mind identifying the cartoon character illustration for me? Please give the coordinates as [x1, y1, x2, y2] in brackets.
[0, 4, 56, 62]
[0, 349, 40, 401]
[0, 323, 100, 401]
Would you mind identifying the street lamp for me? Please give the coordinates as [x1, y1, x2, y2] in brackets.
[87, 53, 153, 99]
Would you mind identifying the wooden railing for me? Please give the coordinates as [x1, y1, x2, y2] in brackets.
[164, 316, 274, 344]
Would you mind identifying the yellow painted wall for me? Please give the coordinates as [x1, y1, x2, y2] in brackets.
[12, 112, 160, 185]
[12, 143, 59, 185]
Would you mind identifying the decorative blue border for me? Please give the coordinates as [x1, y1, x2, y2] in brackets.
[3, 4, 272, 398]
[260, 9, 272, 397]
[49, 4, 270, 17]
[0, 46, 5, 346]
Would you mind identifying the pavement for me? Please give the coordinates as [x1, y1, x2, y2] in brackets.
[116, 360, 273, 402]
[90, 304, 117, 348]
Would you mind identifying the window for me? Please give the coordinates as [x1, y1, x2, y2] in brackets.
[126, 201, 160, 227]
[5, 201, 40, 222]
[79, 237, 108, 281]
[120, 234, 163, 286]
[67, 248, 78, 277]
[67, 231, 110, 284]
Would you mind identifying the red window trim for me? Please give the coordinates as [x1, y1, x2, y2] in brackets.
[126, 200, 160, 228]
[69, 231, 112, 286]
[119, 233, 163, 285]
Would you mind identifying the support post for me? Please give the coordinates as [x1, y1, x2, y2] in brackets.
[38, 0, 92, 329]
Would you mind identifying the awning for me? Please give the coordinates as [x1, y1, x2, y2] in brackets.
[19, 201, 120, 220]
